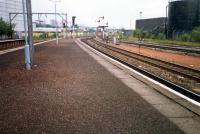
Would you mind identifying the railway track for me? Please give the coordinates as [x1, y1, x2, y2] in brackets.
[0, 39, 24, 51]
[0, 39, 55, 51]
[120, 40, 200, 55]
[81, 38, 200, 102]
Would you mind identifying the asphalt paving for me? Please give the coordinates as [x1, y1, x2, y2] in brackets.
[0, 39, 184, 134]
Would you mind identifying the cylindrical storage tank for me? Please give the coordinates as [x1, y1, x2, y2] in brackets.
[168, 0, 200, 38]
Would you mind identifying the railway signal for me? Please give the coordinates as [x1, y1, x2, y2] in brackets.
[72, 16, 76, 25]
[63, 23, 66, 28]
[96, 16, 108, 39]
[139, 11, 143, 19]
[72, 16, 76, 33]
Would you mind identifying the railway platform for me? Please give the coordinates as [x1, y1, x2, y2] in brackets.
[0, 39, 199, 134]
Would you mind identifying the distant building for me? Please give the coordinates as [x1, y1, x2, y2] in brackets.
[33, 27, 62, 33]
[168, 0, 200, 37]
[0, 0, 24, 32]
[135, 0, 200, 38]
[135, 17, 166, 33]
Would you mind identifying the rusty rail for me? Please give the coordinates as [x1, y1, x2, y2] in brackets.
[0, 39, 25, 51]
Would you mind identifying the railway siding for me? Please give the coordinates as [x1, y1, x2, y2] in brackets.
[120, 41, 200, 56]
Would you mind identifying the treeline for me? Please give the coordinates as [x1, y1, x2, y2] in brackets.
[133, 26, 200, 42]
[33, 33, 56, 41]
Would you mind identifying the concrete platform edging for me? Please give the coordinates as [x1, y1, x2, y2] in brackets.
[75, 38, 200, 134]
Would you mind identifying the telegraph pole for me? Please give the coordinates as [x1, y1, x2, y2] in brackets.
[49, 0, 61, 44]
[65, 13, 67, 38]
[26, 0, 34, 66]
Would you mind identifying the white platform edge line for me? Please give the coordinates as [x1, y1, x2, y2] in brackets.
[75, 39, 200, 107]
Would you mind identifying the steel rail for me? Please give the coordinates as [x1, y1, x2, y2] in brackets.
[81, 38, 200, 102]
[91, 39, 200, 82]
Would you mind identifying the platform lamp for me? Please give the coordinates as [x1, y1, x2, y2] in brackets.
[49, 0, 61, 45]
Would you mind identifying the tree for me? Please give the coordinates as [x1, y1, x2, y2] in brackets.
[0, 18, 15, 38]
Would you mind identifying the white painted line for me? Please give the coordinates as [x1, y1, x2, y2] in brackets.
[76, 39, 200, 107]
[0, 39, 57, 55]
[0, 46, 24, 55]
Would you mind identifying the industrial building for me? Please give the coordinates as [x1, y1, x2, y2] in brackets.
[168, 0, 200, 37]
[0, 0, 24, 32]
[136, 17, 166, 33]
[136, 0, 200, 38]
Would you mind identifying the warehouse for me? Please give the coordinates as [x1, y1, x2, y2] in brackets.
[135, 17, 166, 33]
[136, 0, 200, 38]
[168, 0, 200, 37]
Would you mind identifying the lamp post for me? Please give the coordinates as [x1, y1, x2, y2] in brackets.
[49, 0, 61, 45]
[64, 13, 67, 38]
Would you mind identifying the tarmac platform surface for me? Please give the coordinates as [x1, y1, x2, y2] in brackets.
[0, 39, 184, 133]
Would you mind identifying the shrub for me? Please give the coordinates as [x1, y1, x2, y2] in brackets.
[180, 33, 191, 42]
[157, 33, 166, 40]
[33, 35, 39, 41]
[133, 29, 142, 37]
[133, 29, 151, 40]
[191, 26, 200, 42]
[144, 31, 151, 38]
[39, 33, 45, 39]
[149, 34, 156, 39]
[52, 33, 56, 38]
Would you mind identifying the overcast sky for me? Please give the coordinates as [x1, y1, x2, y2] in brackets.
[32, 0, 168, 29]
